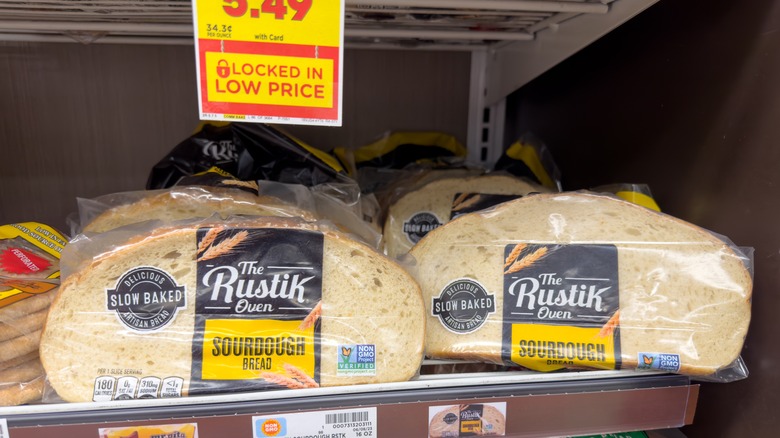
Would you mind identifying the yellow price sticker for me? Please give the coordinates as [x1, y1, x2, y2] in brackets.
[196, 0, 342, 47]
[205, 52, 333, 108]
[193, 0, 343, 124]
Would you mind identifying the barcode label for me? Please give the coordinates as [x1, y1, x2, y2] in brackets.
[253, 407, 376, 438]
[0, 418, 8, 438]
[325, 411, 369, 424]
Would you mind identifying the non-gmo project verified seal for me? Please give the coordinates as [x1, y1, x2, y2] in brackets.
[337, 344, 376, 376]
[636, 352, 681, 372]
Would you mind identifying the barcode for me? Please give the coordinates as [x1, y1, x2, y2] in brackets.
[325, 411, 369, 424]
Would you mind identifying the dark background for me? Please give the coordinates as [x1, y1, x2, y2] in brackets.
[505, 0, 780, 435]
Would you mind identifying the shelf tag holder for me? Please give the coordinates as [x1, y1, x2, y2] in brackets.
[191, 0, 344, 126]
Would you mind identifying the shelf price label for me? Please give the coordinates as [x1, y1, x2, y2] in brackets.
[192, 0, 344, 126]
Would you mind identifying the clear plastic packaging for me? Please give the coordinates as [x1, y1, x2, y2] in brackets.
[76, 185, 317, 235]
[40, 217, 425, 403]
[75, 165, 382, 249]
[592, 183, 662, 212]
[493, 133, 562, 191]
[409, 192, 752, 381]
[334, 131, 467, 191]
[383, 171, 551, 258]
[0, 356, 45, 407]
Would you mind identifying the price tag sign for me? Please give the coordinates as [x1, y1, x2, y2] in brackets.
[192, 0, 344, 126]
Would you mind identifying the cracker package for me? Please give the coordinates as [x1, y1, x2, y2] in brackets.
[0, 222, 67, 406]
[41, 217, 425, 402]
[410, 192, 752, 380]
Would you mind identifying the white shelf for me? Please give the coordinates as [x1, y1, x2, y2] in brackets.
[0, 369, 698, 437]
[0, 0, 606, 46]
[0, 0, 659, 109]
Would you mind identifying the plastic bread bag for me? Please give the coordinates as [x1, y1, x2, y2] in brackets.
[74, 170, 318, 235]
[335, 132, 470, 227]
[147, 122, 351, 190]
[254, 180, 383, 249]
[592, 183, 662, 212]
[0, 355, 46, 407]
[493, 133, 562, 191]
[0, 223, 67, 406]
[383, 170, 552, 259]
[408, 192, 752, 382]
[40, 216, 426, 402]
[333, 131, 467, 180]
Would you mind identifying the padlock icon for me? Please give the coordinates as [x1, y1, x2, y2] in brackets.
[216, 60, 230, 79]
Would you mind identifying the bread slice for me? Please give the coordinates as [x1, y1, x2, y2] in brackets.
[384, 174, 549, 258]
[40, 218, 425, 402]
[83, 186, 315, 233]
[410, 192, 752, 376]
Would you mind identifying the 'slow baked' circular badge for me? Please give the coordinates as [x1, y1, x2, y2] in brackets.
[107, 267, 187, 332]
[403, 212, 442, 244]
[432, 278, 495, 334]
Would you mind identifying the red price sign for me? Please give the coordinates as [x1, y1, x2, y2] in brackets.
[192, 0, 343, 126]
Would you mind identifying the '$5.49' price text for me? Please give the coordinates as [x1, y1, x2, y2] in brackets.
[222, 0, 312, 21]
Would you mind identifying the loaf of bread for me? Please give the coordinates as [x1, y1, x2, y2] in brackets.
[41, 218, 425, 402]
[83, 186, 315, 233]
[384, 174, 549, 258]
[410, 192, 752, 376]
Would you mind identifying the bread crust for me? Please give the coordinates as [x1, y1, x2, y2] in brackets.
[83, 186, 315, 233]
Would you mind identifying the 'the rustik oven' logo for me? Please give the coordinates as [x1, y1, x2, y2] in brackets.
[107, 267, 187, 332]
[432, 278, 495, 334]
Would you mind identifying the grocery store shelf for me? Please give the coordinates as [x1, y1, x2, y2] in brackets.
[0, 0, 659, 109]
[0, 0, 645, 49]
[0, 370, 698, 437]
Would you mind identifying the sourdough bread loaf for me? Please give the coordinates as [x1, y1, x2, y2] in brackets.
[384, 174, 549, 258]
[83, 186, 315, 233]
[41, 218, 425, 402]
[410, 192, 752, 376]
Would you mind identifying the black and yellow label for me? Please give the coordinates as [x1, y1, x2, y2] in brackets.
[502, 244, 620, 371]
[510, 324, 617, 371]
[201, 319, 314, 380]
[459, 404, 485, 437]
[191, 228, 323, 394]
